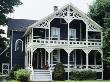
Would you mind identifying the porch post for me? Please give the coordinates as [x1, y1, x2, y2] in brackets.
[48, 52, 50, 68]
[29, 50, 30, 68]
[31, 48, 33, 68]
[68, 52, 70, 80]
[86, 52, 88, 69]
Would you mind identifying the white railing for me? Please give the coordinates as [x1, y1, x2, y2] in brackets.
[33, 39, 102, 47]
[88, 65, 102, 69]
[50, 64, 102, 71]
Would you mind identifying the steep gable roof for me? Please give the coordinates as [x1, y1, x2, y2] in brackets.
[24, 3, 102, 36]
[7, 18, 37, 31]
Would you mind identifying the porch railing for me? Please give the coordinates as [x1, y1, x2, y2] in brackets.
[50, 64, 102, 71]
[32, 39, 102, 47]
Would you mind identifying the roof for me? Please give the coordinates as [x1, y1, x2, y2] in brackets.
[7, 18, 37, 31]
[24, 3, 102, 36]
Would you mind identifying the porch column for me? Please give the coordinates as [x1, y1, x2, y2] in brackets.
[68, 53, 70, 80]
[86, 52, 89, 69]
[31, 48, 33, 68]
[29, 50, 30, 68]
[48, 52, 50, 68]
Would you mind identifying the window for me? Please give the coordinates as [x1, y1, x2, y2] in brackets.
[15, 39, 23, 51]
[69, 29, 76, 41]
[51, 27, 60, 40]
[52, 50, 60, 64]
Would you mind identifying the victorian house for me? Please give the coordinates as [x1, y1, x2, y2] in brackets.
[0, 3, 103, 81]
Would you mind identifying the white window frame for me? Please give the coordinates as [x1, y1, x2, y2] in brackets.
[15, 39, 23, 51]
[51, 27, 60, 40]
[52, 49, 60, 64]
[69, 28, 76, 41]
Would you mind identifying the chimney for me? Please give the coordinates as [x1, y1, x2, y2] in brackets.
[54, 6, 58, 11]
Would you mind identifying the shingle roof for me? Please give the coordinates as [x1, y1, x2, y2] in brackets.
[7, 18, 37, 31]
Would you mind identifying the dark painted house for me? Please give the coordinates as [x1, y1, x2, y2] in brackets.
[0, 18, 36, 73]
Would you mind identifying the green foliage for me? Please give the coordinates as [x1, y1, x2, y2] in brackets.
[15, 69, 30, 82]
[53, 63, 65, 80]
[0, 0, 22, 49]
[0, 0, 22, 25]
[70, 70, 96, 80]
[9, 65, 22, 79]
[88, 0, 110, 79]
[89, 0, 110, 27]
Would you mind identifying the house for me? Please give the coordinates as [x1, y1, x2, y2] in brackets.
[0, 3, 103, 81]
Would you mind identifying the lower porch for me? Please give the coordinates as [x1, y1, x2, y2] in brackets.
[25, 48, 103, 81]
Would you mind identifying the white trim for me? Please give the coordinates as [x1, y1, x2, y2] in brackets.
[11, 30, 13, 70]
[15, 39, 23, 51]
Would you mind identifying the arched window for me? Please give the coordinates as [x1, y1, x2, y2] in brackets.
[15, 39, 23, 51]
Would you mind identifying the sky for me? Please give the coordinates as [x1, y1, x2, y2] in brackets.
[9, 0, 95, 20]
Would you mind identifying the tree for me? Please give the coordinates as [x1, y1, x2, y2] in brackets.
[0, 0, 22, 49]
[88, 0, 110, 79]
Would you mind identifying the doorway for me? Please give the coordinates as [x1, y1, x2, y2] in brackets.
[32, 48, 48, 69]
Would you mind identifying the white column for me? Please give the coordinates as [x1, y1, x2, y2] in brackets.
[68, 52, 70, 80]
[67, 19, 70, 80]
[48, 52, 50, 67]
[29, 50, 30, 68]
[86, 52, 88, 69]
[31, 49, 33, 68]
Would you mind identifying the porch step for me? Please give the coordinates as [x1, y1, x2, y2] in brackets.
[31, 70, 52, 81]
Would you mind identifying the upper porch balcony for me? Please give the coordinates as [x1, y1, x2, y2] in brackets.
[25, 18, 102, 48]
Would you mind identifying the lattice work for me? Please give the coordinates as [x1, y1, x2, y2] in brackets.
[87, 23, 101, 31]
[36, 19, 49, 28]
[55, 7, 68, 18]
[69, 7, 82, 19]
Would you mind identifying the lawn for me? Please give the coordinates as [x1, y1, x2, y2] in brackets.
[0, 78, 2, 82]
[55, 80, 110, 82]
[8, 80, 110, 82]
[8, 80, 32, 82]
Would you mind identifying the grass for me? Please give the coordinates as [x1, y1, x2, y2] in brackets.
[8, 80, 110, 82]
[0, 77, 2, 82]
[55, 80, 110, 82]
[8, 80, 32, 82]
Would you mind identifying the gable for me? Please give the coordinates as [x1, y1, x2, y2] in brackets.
[24, 3, 102, 36]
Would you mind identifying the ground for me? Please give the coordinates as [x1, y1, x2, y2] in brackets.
[56, 81, 110, 82]
[6, 80, 110, 82]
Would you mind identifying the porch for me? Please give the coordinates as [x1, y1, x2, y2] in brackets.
[25, 48, 103, 81]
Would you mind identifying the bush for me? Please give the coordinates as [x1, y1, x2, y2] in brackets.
[53, 63, 65, 80]
[9, 64, 22, 79]
[15, 69, 30, 82]
[70, 70, 96, 80]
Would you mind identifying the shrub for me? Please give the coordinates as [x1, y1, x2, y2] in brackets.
[9, 64, 22, 79]
[15, 69, 30, 82]
[53, 63, 65, 80]
[70, 70, 96, 80]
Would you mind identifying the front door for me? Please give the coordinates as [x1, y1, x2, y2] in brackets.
[33, 49, 48, 69]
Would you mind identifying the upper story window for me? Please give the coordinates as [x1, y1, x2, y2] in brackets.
[51, 27, 60, 40]
[69, 28, 76, 41]
[15, 39, 23, 52]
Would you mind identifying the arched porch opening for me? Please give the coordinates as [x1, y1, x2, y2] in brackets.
[50, 48, 68, 67]
[70, 49, 86, 69]
[69, 20, 86, 41]
[88, 50, 102, 65]
[32, 48, 48, 69]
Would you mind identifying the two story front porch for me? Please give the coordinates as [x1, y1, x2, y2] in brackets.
[24, 14, 103, 81]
